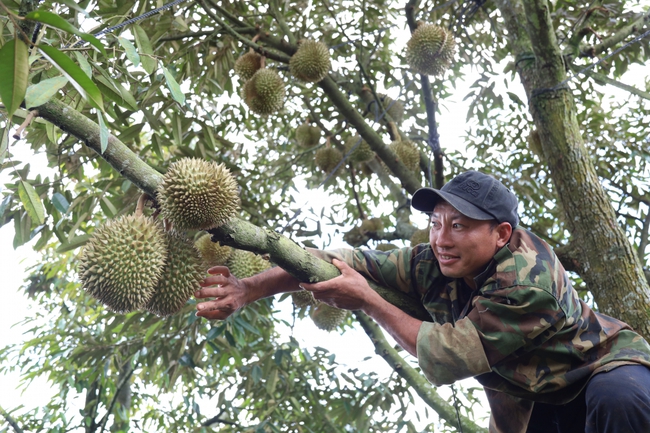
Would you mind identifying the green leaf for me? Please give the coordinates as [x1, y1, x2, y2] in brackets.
[94, 75, 138, 111]
[0, 194, 12, 219]
[0, 39, 29, 119]
[38, 45, 103, 110]
[162, 66, 185, 105]
[74, 51, 92, 78]
[18, 180, 45, 225]
[51, 192, 70, 213]
[25, 10, 107, 57]
[0, 127, 8, 166]
[118, 37, 140, 68]
[97, 111, 108, 153]
[132, 24, 156, 74]
[13, 212, 30, 249]
[24, 76, 68, 109]
[55, 233, 92, 253]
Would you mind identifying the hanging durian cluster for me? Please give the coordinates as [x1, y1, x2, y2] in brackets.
[194, 233, 233, 269]
[157, 158, 240, 231]
[344, 135, 375, 164]
[410, 228, 430, 246]
[380, 95, 405, 124]
[290, 40, 331, 83]
[295, 122, 322, 148]
[242, 68, 286, 115]
[315, 145, 343, 174]
[405, 23, 456, 76]
[387, 139, 420, 173]
[291, 290, 318, 308]
[360, 217, 384, 233]
[234, 50, 263, 81]
[227, 249, 271, 279]
[310, 303, 348, 331]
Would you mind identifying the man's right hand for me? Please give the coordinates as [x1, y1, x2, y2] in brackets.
[194, 266, 250, 320]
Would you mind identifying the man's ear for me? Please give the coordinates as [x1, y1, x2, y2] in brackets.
[495, 222, 513, 248]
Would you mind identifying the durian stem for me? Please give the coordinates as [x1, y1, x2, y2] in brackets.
[260, 56, 266, 69]
[135, 193, 153, 217]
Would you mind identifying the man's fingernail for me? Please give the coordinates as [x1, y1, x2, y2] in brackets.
[298, 284, 305, 290]
[197, 304, 204, 310]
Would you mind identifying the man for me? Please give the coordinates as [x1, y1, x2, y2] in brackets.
[195, 170, 650, 432]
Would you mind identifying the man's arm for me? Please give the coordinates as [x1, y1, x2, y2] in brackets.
[194, 265, 302, 320]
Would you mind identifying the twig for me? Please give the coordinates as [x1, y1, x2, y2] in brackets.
[13, 110, 39, 140]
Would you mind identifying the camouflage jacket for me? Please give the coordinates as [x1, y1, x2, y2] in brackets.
[313, 227, 650, 432]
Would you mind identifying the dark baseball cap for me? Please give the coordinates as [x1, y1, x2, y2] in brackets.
[411, 171, 519, 227]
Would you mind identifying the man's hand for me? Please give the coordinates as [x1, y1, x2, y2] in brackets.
[301, 259, 381, 311]
[194, 266, 249, 320]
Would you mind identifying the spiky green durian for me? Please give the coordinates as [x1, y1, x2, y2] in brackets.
[146, 233, 204, 317]
[360, 217, 384, 233]
[405, 23, 456, 76]
[234, 51, 263, 81]
[291, 290, 317, 308]
[376, 243, 399, 252]
[388, 140, 420, 172]
[295, 123, 322, 148]
[410, 228, 430, 246]
[194, 233, 232, 269]
[79, 214, 167, 313]
[310, 303, 348, 331]
[290, 40, 331, 83]
[242, 68, 285, 115]
[343, 226, 365, 246]
[157, 158, 240, 231]
[381, 95, 405, 124]
[315, 147, 343, 173]
[344, 135, 375, 164]
[227, 249, 271, 279]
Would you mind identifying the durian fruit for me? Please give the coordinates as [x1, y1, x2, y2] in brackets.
[360, 217, 384, 233]
[227, 249, 271, 279]
[527, 129, 543, 158]
[242, 68, 285, 115]
[405, 23, 456, 76]
[376, 243, 399, 252]
[79, 214, 167, 313]
[310, 303, 348, 331]
[343, 226, 365, 246]
[380, 95, 405, 124]
[315, 146, 343, 173]
[410, 228, 430, 246]
[295, 123, 322, 148]
[291, 290, 317, 308]
[234, 50, 263, 81]
[195, 233, 232, 268]
[289, 40, 331, 83]
[388, 140, 420, 172]
[146, 233, 204, 317]
[344, 135, 375, 164]
[157, 158, 240, 231]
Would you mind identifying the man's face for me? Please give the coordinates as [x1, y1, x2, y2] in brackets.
[429, 202, 511, 289]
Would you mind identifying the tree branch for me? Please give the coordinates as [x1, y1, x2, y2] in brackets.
[0, 406, 24, 433]
[579, 10, 650, 58]
[354, 312, 487, 433]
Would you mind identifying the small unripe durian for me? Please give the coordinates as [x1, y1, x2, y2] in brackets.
[234, 51, 263, 81]
[242, 68, 285, 115]
[343, 226, 365, 246]
[376, 243, 398, 252]
[388, 140, 420, 172]
[291, 290, 317, 308]
[146, 233, 204, 317]
[315, 147, 343, 173]
[344, 135, 374, 164]
[158, 158, 240, 231]
[405, 23, 455, 76]
[360, 217, 384, 232]
[227, 249, 271, 279]
[195, 233, 232, 268]
[311, 303, 347, 331]
[410, 228, 430, 246]
[295, 123, 322, 148]
[290, 40, 331, 83]
[380, 95, 405, 124]
[79, 214, 167, 313]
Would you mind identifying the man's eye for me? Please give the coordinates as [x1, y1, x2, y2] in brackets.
[452, 223, 463, 229]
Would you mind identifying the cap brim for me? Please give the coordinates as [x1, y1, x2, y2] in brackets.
[411, 188, 495, 221]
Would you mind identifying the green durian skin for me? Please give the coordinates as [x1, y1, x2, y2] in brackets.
[79, 214, 167, 313]
[315, 147, 343, 173]
[388, 140, 420, 172]
[344, 135, 375, 164]
[290, 40, 331, 83]
[360, 217, 384, 232]
[147, 233, 204, 317]
[381, 95, 404, 124]
[405, 23, 456, 76]
[376, 243, 399, 252]
[311, 303, 348, 332]
[242, 68, 285, 115]
[195, 233, 232, 269]
[157, 158, 240, 231]
[234, 51, 262, 81]
[410, 228, 430, 246]
[291, 290, 317, 308]
[227, 249, 271, 279]
[295, 123, 322, 148]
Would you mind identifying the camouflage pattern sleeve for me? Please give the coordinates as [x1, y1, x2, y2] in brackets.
[417, 317, 491, 386]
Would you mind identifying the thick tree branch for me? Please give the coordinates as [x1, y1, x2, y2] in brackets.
[354, 312, 487, 433]
[579, 10, 650, 58]
[0, 406, 23, 433]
